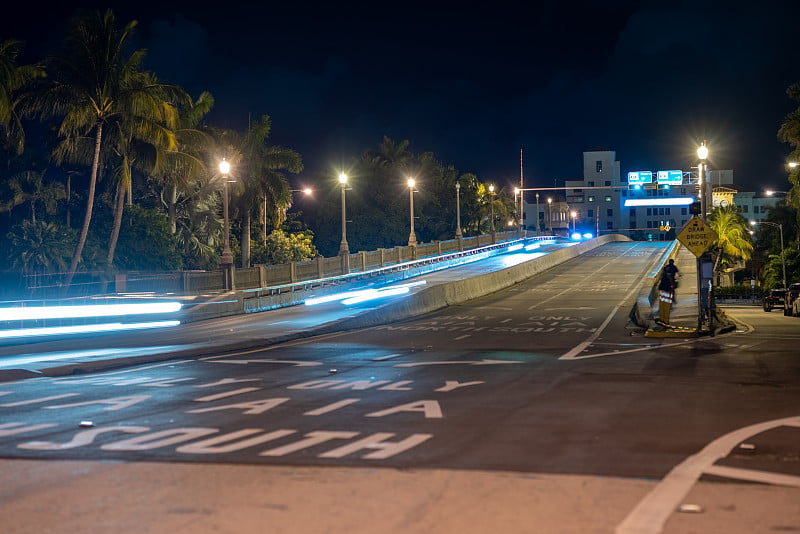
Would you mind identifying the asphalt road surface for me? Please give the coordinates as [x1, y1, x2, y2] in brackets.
[1, 241, 798, 534]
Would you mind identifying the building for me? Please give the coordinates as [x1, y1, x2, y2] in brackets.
[522, 150, 781, 239]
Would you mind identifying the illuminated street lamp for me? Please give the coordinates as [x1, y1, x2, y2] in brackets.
[488, 184, 496, 243]
[535, 193, 541, 234]
[514, 187, 524, 236]
[570, 210, 577, 234]
[547, 197, 552, 233]
[751, 220, 787, 289]
[766, 190, 788, 197]
[407, 177, 417, 247]
[697, 141, 709, 219]
[789, 161, 798, 168]
[338, 173, 349, 255]
[455, 182, 463, 239]
[292, 188, 313, 196]
[219, 159, 233, 267]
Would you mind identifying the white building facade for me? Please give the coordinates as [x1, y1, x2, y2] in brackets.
[522, 150, 779, 239]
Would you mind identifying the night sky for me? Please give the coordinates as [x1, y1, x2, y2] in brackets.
[4, 1, 799, 192]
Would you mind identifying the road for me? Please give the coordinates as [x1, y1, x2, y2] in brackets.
[1, 241, 798, 533]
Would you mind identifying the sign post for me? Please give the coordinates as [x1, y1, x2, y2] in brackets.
[677, 216, 718, 332]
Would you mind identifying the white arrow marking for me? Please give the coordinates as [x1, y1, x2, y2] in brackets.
[394, 359, 523, 368]
[208, 359, 322, 367]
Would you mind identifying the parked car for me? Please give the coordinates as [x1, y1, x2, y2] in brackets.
[763, 288, 786, 312]
[785, 283, 800, 316]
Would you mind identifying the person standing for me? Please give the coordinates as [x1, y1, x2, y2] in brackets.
[658, 270, 675, 326]
[663, 259, 679, 287]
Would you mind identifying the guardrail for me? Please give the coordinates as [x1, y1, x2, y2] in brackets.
[0, 233, 559, 333]
[10, 231, 521, 299]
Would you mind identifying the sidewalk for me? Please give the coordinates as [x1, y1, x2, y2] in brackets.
[643, 245, 736, 338]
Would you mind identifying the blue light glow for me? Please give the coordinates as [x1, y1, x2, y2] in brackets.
[524, 243, 541, 251]
[507, 244, 525, 252]
[305, 281, 427, 306]
[583, 232, 594, 239]
[570, 232, 583, 240]
[0, 320, 181, 340]
[624, 197, 695, 207]
[0, 302, 182, 321]
[342, 286, 410, 305]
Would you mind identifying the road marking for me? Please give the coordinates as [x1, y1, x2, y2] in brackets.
[371, 353, 402, 361]
[453, 335, 471, 340]
[616, 415, 800, 534]
[394, 359, 523, 368]
[207, 359, 322, 367]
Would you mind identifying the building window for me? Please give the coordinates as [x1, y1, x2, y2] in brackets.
[588, 195, 595, 202]
[742, 205, 748, 213]
[588, 181, 595, 187]
[647, 208, 652, 216]
[604, 195, 612, 202]
[665, 208, 671, 215]
[607, 208, 613, 217]
[681, 207, 687, 215]
[629, 208, 636, 217]
[605, 181, 611, 186]
[606, 221, 613, 229]
[596, 161, 603, 173]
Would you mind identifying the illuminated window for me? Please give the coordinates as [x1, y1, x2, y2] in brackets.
[604, 195, 612, 202]
[588, 196, 595, 202]
[596, 161, 603, 173]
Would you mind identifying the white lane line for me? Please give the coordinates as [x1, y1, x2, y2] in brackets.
[372, 353, 402, 361]
[560, 283, 643, 360]
[616, 415, 800, 534]
[703, 465, 800, 488]
[453, 335, 471, 340]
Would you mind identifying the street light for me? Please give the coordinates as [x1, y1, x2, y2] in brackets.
[338, 173, 349, 255]
[697, 140, 709, 219]
[535, 193, 541, 234]
[455, 182, 463, 239]
[514, 186, 524, 236]
[766, 190, 788, 196]
[547, 197, 552, 233]
[219, 159, 233, 267]
[751, 220, 787, 289]
[407, 177, 417, 247]
[488, 184, 496, 243]
[570, 210, 577, 234]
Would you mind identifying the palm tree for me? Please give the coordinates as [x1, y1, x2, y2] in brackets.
[0, 39, 45, 157]
[8, 220, 75, 289]
[778, 82, 800, 210]
[31, 9, 181, 286]
[218, 116, 303, 268]
[2, 169, 65, 223]
[104, 69, 188, 268]
[156, 91, 215, 234]
[708, 206, 754, 285]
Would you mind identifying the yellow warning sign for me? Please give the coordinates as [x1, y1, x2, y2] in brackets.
[677, 216, 718, 257]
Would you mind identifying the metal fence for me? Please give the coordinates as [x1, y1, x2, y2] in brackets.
[6, 231, 519, 300]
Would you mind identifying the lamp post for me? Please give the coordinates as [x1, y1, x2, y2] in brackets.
[751, 220, 787, 289]
[488, 184, 496, 243]
[766, 190, 789, 197]
[570, 210, 577, 234]
[535, 193, 541, 234]
[407, 177, 417, 247]
[219, 159, 233, 267]
[515, 187, 524, 236]
[338, 173, 349, 256]
[696, 141, 710, 332]
[455, 182, 463, 240]
[547, 197, 552, 233]
[697, 141, 709, 219]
